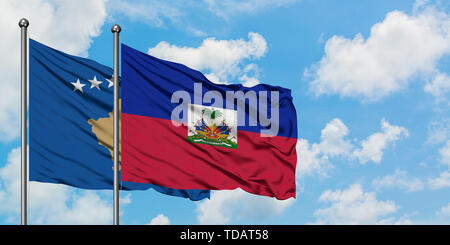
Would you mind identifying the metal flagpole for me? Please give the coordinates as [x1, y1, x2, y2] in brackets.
[111, 24, 121, 226]
[19, 18, 29, 226]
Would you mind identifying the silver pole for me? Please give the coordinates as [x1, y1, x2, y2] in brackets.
[111, 24, 121, 226]
[19, 18, 29, 226]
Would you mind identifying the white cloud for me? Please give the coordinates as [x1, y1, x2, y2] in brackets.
[107, 0, 298, 36]
[428, 170, 450, 190]
[51, 191, 112, 225]
[240, 75, 260, 87]
[195, 189, 294, 225]
[296, 118, 351, 178]
[438, 140, 450, 166]
[148, 214, 171, 225]
[148, 32, 267, 84]
[239, 63, 261, 87]
[107, 0, 182, 28]
[413, 0, 431, 13]
[376, 214, 414, 225]
[203, 0, 300, 20]
[318, 118, 353, 157]
[305, 6, 450, 101]
[427, 118, 450, 144]
[0, 147, 119, 224]
[296, 139, 333, 178]
[297, 118, 408, 178]
[0, 0, 108, 142]
[436, 203, 450, 217]
[372, 169, 424, 192]
[109, 0, 300, 26]
[424, 72, 450, 99]
[120, 193, 132, 206]
[312, 184, 410, 224]
[426, 140, 450, 190]
[186, 26, 208, 37]
[352, 119, 409, 164]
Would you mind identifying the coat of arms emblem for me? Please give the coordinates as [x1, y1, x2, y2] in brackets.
[188, 104, 237, 149]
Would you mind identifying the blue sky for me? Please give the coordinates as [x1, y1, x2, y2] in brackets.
[1, 0, 450, 225]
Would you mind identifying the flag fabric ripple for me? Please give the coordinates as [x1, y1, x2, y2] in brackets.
[121, 44, 298, 200]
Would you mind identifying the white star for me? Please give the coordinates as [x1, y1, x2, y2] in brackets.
[106, 77, 114, 88]
[88, 76, 103, 90]
[71, 79, 86, 93]
[106, 76, 121, 88]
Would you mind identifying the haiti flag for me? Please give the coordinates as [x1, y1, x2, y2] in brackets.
[121, 44, 298, 200]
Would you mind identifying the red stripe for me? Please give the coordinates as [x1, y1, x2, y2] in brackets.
[121, 113, 297, 200]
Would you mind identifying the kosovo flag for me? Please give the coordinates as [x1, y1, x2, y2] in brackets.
[29, 39, 210, 201]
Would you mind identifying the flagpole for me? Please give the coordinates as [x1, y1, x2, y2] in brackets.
[111, 24, 121, 226]
[19, 18, 29, 226]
